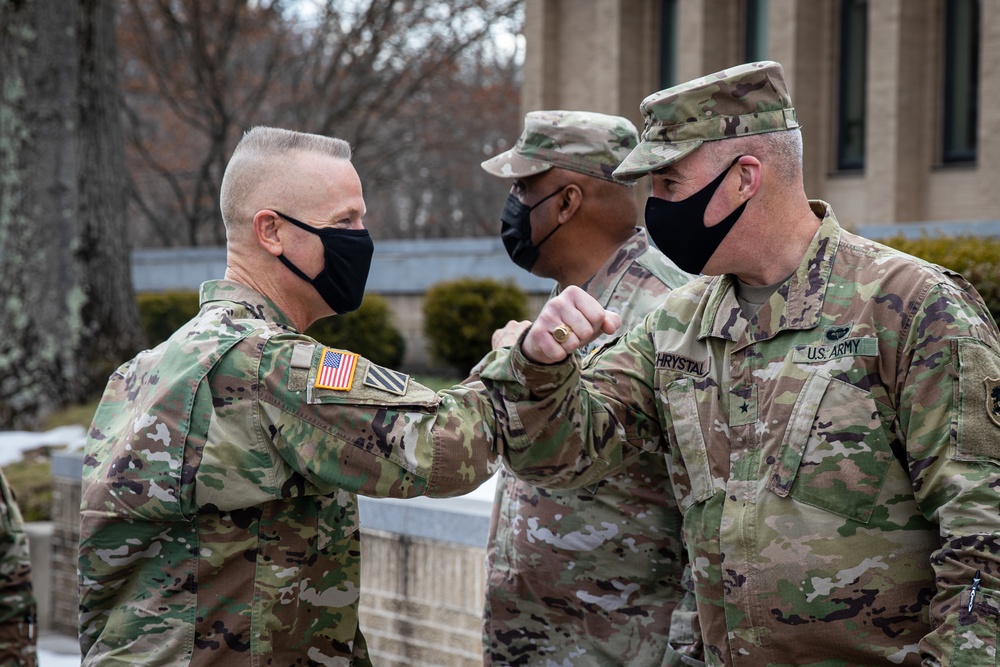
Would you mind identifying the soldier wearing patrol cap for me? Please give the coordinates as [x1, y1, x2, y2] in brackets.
[478, 110, 694, 666]
[77, 126, 502, 666]
[477, 61, 1000, 665]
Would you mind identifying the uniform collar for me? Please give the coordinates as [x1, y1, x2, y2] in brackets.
[559, 227, 650, 307]
[699, 200, 840, 343]
[199, 279, 298, 330]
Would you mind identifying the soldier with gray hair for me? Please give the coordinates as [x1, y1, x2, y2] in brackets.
[77, 126, 502, 666]
[476, 61, 1000, 664]
[478, 109, 695, 666]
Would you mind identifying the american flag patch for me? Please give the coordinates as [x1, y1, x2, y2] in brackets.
[363, 364, 410, 396]
[314, 348, 358, 391]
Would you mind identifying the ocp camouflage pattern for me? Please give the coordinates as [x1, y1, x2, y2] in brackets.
[481, 110, 640, 183]
[484, 228, 698, 666]
[0, 470, 36, 667]
[79, 280, 499, 666]
[480, 201, 1000, 665]
[615, 61, 799, 181]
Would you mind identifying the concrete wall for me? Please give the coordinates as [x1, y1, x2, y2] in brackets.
[48, 451, 493, 666]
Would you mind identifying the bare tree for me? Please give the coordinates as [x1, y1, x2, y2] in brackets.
[0, 0, 142, 428]
[119, 0, 523, 246]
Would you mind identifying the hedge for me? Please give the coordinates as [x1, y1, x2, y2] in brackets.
[876, 234, 1000, 321]
[137, 291, 405, 368]
[422, 277, 528, 374]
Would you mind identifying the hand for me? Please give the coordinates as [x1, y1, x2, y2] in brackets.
[521, 285, 622, 364]
[492, 320, 532, 350]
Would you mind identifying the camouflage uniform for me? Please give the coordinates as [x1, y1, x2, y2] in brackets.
[484, 228, 694, 666]
[0, 470, 35, 667]
[479, 61, 1000, 666]
[481, 109, 699, 665]
[482, 204, 1000, 665]
[78, 280, 499, 666]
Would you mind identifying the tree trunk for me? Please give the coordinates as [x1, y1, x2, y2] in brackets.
[0, 0, 141, 429]
[76, 0, 144, 391]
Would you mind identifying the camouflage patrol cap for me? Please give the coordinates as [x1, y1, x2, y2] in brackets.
[481, 110, 639, 184]
[613, 61, 799, 181]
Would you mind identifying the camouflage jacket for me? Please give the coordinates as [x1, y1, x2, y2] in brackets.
[0, 470, 36, 667]
[485, 228, 694, 666]
[79, 280, 498, 666]
[481, 202, 1000, 666]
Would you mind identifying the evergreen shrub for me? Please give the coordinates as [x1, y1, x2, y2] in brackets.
[422, 277, 528, 374]
[878, 235, 1000, 321]
[137, 290, 201, 348]
[306, 294, 406, 368]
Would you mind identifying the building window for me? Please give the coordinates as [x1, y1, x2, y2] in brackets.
[659, 0, 677, 88]
[837, 0, 867, 171]
[942, 0, 979, 163]
[745, 0, 768, 62]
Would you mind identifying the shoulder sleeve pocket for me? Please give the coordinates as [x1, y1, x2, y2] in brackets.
[954, 338, 1000, 461]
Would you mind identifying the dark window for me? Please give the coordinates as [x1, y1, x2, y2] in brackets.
[659, 0, 677, 89]
[745, 0, 768, 62]
[837, 0, 867, 170]
[942, 0, 979, 163]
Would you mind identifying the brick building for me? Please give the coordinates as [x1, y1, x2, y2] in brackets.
[521, 0, 999, 233]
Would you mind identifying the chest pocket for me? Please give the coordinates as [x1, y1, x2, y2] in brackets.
[767, 371, 893, 523]
[658, 375, 716, 512]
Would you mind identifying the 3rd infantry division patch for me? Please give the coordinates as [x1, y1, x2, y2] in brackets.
[364, 364, 410, 396]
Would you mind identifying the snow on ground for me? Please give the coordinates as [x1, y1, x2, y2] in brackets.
[0, 426, 86, 466]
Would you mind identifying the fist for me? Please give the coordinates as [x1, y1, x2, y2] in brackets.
[522, 286, 621, 364]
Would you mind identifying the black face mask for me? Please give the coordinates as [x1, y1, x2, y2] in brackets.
[274, 211, 374, 315]
[499, 187, 566, 272]
[645, 157, 747, 274]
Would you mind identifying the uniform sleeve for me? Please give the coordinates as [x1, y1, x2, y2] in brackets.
[898, 282, 1000, 665]
[0, 471, 36, 667]
[480, 322, 663, 489]
[257, 335, 499, 499]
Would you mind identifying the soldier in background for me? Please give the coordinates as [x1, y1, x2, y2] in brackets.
[78, 126, 501, 666]
[478, 110, 697, 665]
[0, 469, 36, 667]
[477, 61, 1000, 665]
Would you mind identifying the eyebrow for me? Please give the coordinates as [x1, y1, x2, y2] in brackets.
[651, 165, 680, 178]
[329, 205, 365, 221]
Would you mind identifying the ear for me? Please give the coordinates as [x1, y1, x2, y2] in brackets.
[556, 184, 583, 224]
[735, 156, 762, 202]
[254, 210, 284, 257]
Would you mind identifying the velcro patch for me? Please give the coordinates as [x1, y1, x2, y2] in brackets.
[655, 352, 710, 376]
[314, 348, 358, 391]
[955, 339, 1000, 460]
[364, 364, 410, 396]
[793, 337, 877, 363]
[986, 378, 1000, 429]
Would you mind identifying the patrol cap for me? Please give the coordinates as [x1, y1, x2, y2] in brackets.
[613, 61, 799, 181]
[481, 110, 639, 184]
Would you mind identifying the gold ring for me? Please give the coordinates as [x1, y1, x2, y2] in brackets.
[551, 324, 572, 343]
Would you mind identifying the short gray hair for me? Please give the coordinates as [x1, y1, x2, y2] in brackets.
[220, 126, 352, 233]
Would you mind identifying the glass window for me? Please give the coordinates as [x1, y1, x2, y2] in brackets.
[745, 0, 768, 62]
[659, 0, 677, 88]
[942, 0, 979, 163]
[837, 0, 867, 170]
